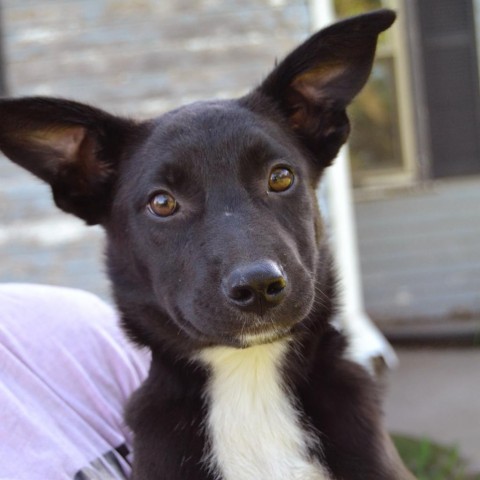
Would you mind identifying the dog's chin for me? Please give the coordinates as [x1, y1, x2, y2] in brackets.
[175, 302, 311, 349]
[238, 326, 293, 348]
[178, 318, 295, 349]
[197, 323, 296, 349]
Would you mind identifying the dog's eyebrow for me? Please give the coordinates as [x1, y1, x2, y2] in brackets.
[239, 131, 290, 167]
[151, 162, 189, 189]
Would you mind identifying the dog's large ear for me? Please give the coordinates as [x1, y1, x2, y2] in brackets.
[0, 97, 137, 224]
[256, 9, 396, 167]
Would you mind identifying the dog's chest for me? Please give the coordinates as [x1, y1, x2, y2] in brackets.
[198, 340, 330, 480]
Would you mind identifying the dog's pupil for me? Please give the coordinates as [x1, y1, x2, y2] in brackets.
[269, 167, 294, 192]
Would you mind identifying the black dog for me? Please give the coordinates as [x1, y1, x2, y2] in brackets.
[0, 9, 414, 480]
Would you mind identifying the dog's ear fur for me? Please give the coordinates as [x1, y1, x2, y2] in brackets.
[0, 97, 136, 224]
[257, 9, 396, 167]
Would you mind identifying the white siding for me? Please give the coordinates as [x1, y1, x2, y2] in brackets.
[355, 178, 480, 324]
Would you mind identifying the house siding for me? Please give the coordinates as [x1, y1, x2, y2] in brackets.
[2, 0, 308, 115]
[355, 178, 480, 324]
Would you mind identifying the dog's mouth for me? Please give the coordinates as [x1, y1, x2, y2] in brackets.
[170, 301, 298, 348]
[181, 306, 302, 348]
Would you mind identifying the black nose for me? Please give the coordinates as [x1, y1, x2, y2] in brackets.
[223, 260, 287, 314]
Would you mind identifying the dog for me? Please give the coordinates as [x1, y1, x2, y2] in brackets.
[0, 9, 415, 480]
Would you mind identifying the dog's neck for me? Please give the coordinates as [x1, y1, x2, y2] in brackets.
[197, 339, 331, 480]
[129, 324, 401, 480]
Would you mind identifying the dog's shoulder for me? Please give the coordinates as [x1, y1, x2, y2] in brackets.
[294, 326, 412, 479]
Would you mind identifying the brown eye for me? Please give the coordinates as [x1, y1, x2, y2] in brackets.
[148, 192, 177, 217]
[268, 167, 294, 192]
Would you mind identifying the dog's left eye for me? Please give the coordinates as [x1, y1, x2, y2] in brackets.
[268, 167, 294, 192]
[147, 191, 177, 217]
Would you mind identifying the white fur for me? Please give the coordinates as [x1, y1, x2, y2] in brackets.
[198, 339, 330, 480]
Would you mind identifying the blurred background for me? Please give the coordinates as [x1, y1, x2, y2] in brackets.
[0, 0, 479, 477]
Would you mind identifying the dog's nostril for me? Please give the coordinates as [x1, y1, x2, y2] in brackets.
[231, 286, 255, 303]
[266, 279, 286, 296]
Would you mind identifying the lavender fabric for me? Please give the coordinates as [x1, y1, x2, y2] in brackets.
[0, 284, 150, 479]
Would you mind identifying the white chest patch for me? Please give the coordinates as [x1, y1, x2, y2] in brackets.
[198, 340, 330, 480]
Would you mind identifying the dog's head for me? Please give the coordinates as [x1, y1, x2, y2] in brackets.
[0, 10, 395, 353]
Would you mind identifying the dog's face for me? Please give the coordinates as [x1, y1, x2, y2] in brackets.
[107, 99, 322, 349]
[0, 10, 395, 353]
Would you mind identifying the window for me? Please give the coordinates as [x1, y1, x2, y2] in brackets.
[414, 0, 480, 178]
[0, 5, 6, 95]
[334, 0, 417, 187]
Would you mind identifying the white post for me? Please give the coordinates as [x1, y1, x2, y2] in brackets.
[310, 0, 397, 371]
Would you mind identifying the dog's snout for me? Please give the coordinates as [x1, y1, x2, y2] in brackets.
[223, 261, 287, 313]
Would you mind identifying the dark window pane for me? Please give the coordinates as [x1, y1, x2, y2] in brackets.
[416, 0, 480, 178]
[334, 0, 404, 182]
[349, 57, 403, 177]
[0, 5, 5, 95]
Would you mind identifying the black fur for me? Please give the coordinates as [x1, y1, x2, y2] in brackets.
[0, 10, 414, 479]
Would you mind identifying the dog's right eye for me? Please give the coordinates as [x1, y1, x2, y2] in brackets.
[268, 167, 294, 192]
[147, 192, 177, 217]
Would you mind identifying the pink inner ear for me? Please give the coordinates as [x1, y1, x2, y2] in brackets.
[290, 63, 348, 105]
[29, 125, 87, 163]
